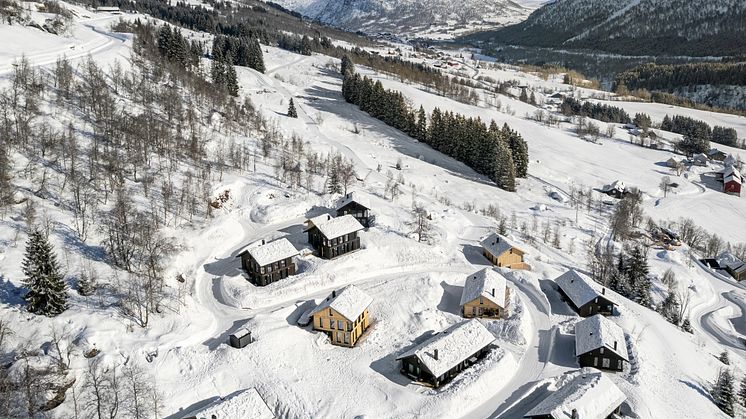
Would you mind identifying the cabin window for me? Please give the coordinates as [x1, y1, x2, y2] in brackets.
[344, 333, 350, 344]
[618, 360, 623, 369]
[602, 358, 611, 368]
[338, 320, 344, 330]
[260, 267, 265, 274]
[593, 357, 598, 367]
[329, 319, 335, 329]
[337, 331, 343, 342]
[479, 297, 484, 305]
[600, 347, 604, 354]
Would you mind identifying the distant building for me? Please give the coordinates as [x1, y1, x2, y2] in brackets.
[310, 285, 372, 347]
[182, 388, 274, 419]
[396, 319, 495, 388]
[601, 180, 628, 198]
[523, 368, 626, 419]
[723, 154, 737, 168]
[237, 238, 298, 286]
[707, 148, 727, 161]
[480, 233, 529, 270]
[723, 165, 742, 196]
[691, 153, 709, 167]
[460, 268, 510, 319]
[555, 270, 616, 317]
[95, 6, 120, 13]
[336, 192, 372, 228]
[666, 156, 685, 168]
[305, 214, 364, 259]
[574, 315, 628, 372]
[725, 262, 746, 282]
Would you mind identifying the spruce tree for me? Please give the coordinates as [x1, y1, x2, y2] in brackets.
[739, 375, 746, 409]
[503, 124, 529, 178]
[719, 351, 730, 365]
[77, 270, 96, 297]
[211, 49, 225, 87]
[519, 89, 528, 103]
[22, 229, 68, 316]
[328, 165, 342, 194]
[415, 106, 427, 142]
[224, 55, 239, 97]
[495, 140, 516, 192]
[0, 141, 11, 205]
[287, 98, 298, 118]
[626, 246, 651, 306]
[249, 38, 265, 73]
[713, 369, 735, 417]
[341, 55, 355, 77]
[681, 318, 693, 333]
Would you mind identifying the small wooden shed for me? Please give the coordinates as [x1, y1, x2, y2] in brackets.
[229, 328, 253, 349]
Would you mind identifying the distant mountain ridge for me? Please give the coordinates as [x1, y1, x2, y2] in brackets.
[265, 0, 545, 38]
[465, 0, 746, 57]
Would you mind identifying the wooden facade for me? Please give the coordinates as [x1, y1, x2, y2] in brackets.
[462, 289, 510, 319]
[398, 346, 490, 388]
[483, 247, 529, 270]
[724, 178, 742, 196]
[559, 289, 615, 317]
[337, 201, 371, 228]
[726, 263, 746, 282]
[307, 228, 361, 259]
[239, 253, 296, 287]
[312, 306, 370, 348]
[577, 346, 626, 372]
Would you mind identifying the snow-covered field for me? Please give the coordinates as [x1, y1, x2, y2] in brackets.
[1, 2, 745, 418]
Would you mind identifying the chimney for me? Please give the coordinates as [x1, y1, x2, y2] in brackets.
[571, 409, 579, 419]
[491, 288, 495, 297]
[602, 287, 606, 295]
[332, 290, 336, 298]
[613, 341, 617, 350]
[433, 349, 439, 360]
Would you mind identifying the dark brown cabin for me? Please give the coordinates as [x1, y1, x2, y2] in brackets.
[305, 215, 364, 259]
[237, 238, 298, 286]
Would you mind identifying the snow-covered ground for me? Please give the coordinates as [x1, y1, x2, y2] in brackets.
[1, 2, 745, 418]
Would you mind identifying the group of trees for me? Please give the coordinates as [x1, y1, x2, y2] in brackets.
[712, 365, 746, 417]
[211, 35, 265, 73]
[155, 24, 202, 71]
[615, 62, 746, 95]
[560, 97, 631, 124]
[662, 114, 739, 150]
[609, 246, 652, 307]
[341, 58, 528, 192]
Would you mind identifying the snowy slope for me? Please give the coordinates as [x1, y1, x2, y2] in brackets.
[0, 2, 745, 419]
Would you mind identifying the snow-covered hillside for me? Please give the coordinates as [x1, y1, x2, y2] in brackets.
[266, 0, 536, 39]
[1, 1, 746, 418]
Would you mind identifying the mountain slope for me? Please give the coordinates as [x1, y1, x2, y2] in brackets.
[465, 0, 746, 56]
[266, 0, 539, 38]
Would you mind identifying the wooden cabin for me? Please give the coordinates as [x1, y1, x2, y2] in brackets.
[707, 148, 727, 162]
[237, 238, 298, 286]
[723, 166, 742, 196]
[691, 153, 709, 167]
[304, 214, 364, 259]
[726, 262, 746, 282]
[336, 192, 372, 228]
[574, 315, 628, 372]
[182, 388, 274, 419]
[460, 268, 510, 319]
[229, 328, 253, 349]
[555, 270, 616, 317]
[524, 368, 626, 419]
[396, 319, 495, 388]
[480, 233, 529, 270]
[310, 285, 372, 347]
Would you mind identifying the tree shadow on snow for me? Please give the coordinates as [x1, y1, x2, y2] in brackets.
[0, 274, 26, 307]
[436, 281, 462, 316]
[538, 279, 577, 316]
[202, 318, 252, 351]
[678, 379, 714, 402]
[55, 222, 107, 262]
[369, 330, 438, 387]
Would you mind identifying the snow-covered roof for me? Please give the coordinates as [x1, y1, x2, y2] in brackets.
[692, 153, 709, 161]
[239, 238, 298, 267]
[306, 214, 364, 239]
[310, 285, 372, 321]
[726, 262, 746, 275]
[395, 319, 495, 378]
[724, 154, 736, 167]
[555, 270, 612, 309]
[480, 233, 520, 258]
[574, 315, 628, 361]
[337, 191, 370, 211]
[183, 388, 273, 419]
[231, 328, 251, 339]
[524, 368, 626, 419]
[707, 148, 724, 156]
[725, 174, 743, 185]
[460, 268, 508, 308]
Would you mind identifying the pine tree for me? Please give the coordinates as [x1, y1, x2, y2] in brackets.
[22, 229, 68, 316]
[77, 270, 96, 297]
[224, 55, 239, 97]
[341, 55, 355, 77]
[504, 124, 529, 178]
[327, 165, 342, 194]
[681, 318, 693, 333]
[713, 369, 735, 417]
[211, 49, 225, 87]
[495, 140, 516, 192]
[0, 140, 12, 205]
[287, 98, 298, 118]
[739, 375, 746, 409]
[249, 38, 265, 73]
[529, 91, 537, 105]
[499, 217, 508, 235]
[415, 106, 427, 142]
[626, 246, 651, 306]
[719, 351, 730, 365]
[519, 89, 528, 103]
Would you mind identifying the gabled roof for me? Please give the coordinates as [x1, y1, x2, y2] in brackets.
[183, 388, 274, 419]
[238, 238, 298, 267]
[707, 148, 724, 156]
[336, 191, 370, 211]
[231, 328, 251, 339]
[395, 319, 495, 378]
[310, 285, 372, 321]
[555, 270, 613, 309]
[692, 153, 709, 161]
[460, 268, 508, 308]
[574, 315, 628, 361]
[726, 262, 746, 275]
[305, 214, 364, 239]
[481, 233, 522, 258]
[524, 368, 626, 419]
[725, 174, 743, 185]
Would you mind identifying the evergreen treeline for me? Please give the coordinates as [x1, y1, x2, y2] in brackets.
[155, 24, 202, 70]
[615, 62, 746, 93]
[560, 97, 631, 124]
[662, 114, 739, 148]
[212, 35, 265, 73]
[342, 59, 528, 191]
